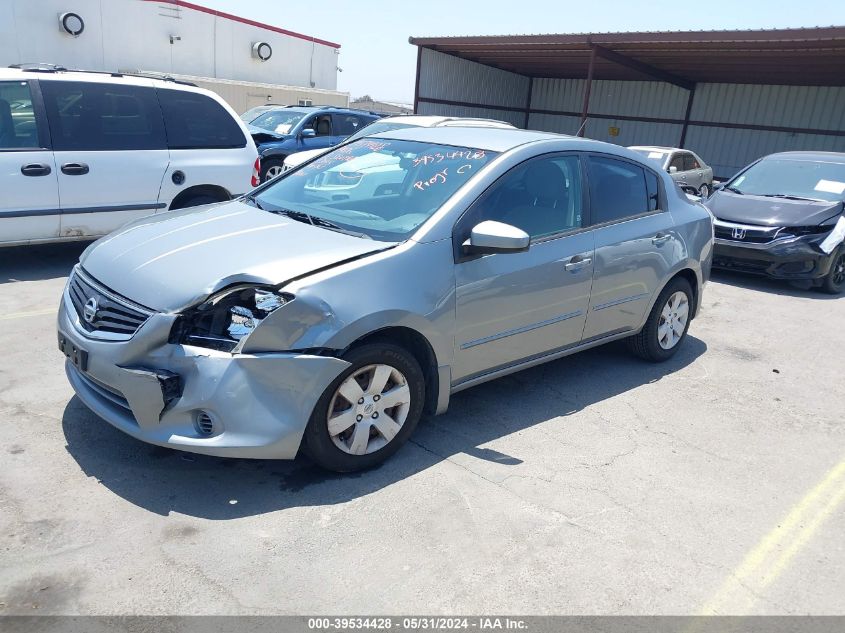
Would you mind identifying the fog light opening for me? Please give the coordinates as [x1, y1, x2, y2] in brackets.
[194, 411, 216, 437]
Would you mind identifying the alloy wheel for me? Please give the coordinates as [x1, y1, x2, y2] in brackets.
[264, 165, 284, 181]
[833, 254, 845, 286]
[657, 291, 689, 350]
[327, 364, 412, 455]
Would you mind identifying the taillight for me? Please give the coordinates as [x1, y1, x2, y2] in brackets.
[251, 157, 261, 187]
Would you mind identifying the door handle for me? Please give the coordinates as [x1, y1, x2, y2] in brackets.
[564, 255, 592, 272]
[652, 232, 671, 245]
[20, 163, 52, 177]
[61, 162, 89, 176]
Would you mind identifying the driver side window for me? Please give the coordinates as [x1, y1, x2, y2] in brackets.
[459, 155, 584, 244]
[308, 114, 332, 137]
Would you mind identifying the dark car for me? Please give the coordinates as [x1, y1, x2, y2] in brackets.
[705, 152, 845, 294]
[248, 106, 382, 182]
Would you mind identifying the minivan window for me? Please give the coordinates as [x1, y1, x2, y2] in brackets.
[252, 138, 498, 241]
[41, 81, 166, 151]
[0, 81, 40, 149]
[588, 156, 650, 224]
[158, 89, 246, 149]
[461, 155, 584, 240]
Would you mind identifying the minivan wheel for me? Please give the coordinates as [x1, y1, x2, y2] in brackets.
[818, 248, 845, 295]
[628, 277, 693, 362]
[302, 343, 425, 472]
[261, 158, 285, 182]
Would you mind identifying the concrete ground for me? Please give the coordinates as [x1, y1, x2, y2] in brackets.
[0, 242, 843, 615]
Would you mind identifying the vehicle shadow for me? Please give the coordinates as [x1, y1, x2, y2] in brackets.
[710, 269, 843, 300]
[61, 335, 707, 519]
[0, 242, 91, 284]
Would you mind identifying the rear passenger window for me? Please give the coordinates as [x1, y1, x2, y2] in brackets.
[0, 81, 40, 149]
[41, 81, 166, 151]
[646, 170, 660, 211]
[157, 89, 246, 149]
[588, 156, 651, 224]
[683, 153, 699, 170]
[332, 114, 365, 136]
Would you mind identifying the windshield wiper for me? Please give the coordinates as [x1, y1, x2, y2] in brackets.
[760, 194, 826, 202]
[724, 186, 744, 195]
[269, 208, 371, 239]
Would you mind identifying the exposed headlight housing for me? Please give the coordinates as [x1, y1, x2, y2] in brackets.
[170, 286, 293, 352]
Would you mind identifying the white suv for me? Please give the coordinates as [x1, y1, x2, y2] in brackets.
[0, 65, 259, 247]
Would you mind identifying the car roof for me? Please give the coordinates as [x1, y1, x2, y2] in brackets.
[763, 151, 845, 164]
[373, 115, 514, 129]
[0, 65, 200, 90]
[368, 125, 575, 152]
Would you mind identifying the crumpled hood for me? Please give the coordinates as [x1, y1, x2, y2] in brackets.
[80, 201, 391, 312]
[705, 190, 842, 226]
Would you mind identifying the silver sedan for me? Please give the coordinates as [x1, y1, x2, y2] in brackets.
[629, 146, 715, 198]
[59, 127, 713, 472]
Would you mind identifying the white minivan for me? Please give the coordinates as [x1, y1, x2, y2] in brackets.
[0, 65, 259, 247]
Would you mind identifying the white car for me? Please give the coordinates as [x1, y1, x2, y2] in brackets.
[281, 115, 515, 173]
[628, 146, 714, 198]
[1, 65, 259, 247]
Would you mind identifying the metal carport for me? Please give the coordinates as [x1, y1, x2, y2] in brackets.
[409, 27, 845, 178]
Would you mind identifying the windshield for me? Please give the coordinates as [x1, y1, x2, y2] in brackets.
[252, 138, 498, 241]
[239, 106, 271, 123]
[728, 159, 845, 202]
[630, 149, 668, 167]
[251, 110, 307, 135]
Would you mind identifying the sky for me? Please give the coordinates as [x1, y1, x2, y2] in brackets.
[200, 0, 845, 103]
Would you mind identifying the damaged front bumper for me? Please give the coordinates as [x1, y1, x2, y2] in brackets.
[58, 291, 349, 459]
[713, 234, 837, 281]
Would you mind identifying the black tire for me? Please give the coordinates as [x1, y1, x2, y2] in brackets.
[175, 194, 221, 209]
[628, 277, 694, 362]
[302, 343, 425, 472]
[818, 246, 845, 295]
[260, 158, 286, 182]
[698, 183, 710, 198]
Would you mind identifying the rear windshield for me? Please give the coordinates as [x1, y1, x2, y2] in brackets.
[251, 138, 498, 241]
[630, 148, 668, 167]
[729, 159, 845, 203]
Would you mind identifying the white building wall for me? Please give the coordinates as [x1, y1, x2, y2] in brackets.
[0, 0, 340, 91]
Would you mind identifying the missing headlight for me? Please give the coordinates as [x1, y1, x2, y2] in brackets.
[170, 286, 294, 352]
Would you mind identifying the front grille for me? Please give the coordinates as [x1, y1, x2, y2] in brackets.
[67, 268, 154, 340]
[714, 220, 782, 244]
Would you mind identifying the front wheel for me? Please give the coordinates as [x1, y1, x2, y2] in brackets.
[628, 277, 693, 362]
[260, 158, 285, 182]
[302, 343, 425, 472]
[818, 247, 845, 295]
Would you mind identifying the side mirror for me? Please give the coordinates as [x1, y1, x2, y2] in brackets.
[462, 220, 530, 255]
[300, 128, 316, 138]
[668, 165, 678, 174]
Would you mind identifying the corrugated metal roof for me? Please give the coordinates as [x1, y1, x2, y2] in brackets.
[409, 27, 845, 86]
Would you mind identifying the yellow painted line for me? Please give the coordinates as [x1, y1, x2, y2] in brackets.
[700, 457, 845, 614]
[0, 308, 57, 321]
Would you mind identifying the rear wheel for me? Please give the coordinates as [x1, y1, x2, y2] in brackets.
[261, 158, 285, 182]
[302, 343, 425, 472]
[628, 277, 693, 362]
[818, 247, 845, 295]
[698, 183, 710, 198]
